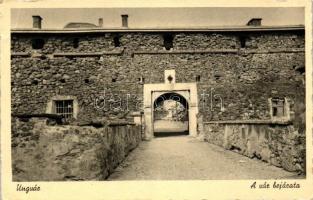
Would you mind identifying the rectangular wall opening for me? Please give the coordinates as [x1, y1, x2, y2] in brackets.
[54, 100, 74, 119]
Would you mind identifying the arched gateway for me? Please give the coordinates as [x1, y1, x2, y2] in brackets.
[153, 92, 189, 136]
[143, 70, 198, 140]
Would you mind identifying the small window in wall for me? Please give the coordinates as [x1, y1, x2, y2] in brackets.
[196, 75, 201, 82]
[73, 38, 79, 48]
[239, 36, 247, 48]
[32, 38, 45, 49]
[54, 100, 74, 119]
[270, 97, 290, 120]
[113, 35, 120, 47]
[271, 98, 285, 117]
[163, 33, 174, 50]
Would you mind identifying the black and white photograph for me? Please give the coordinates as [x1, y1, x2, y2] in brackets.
[9, 7, 307, 183]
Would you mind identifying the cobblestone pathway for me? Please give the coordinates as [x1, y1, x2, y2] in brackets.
[108, 135, 300, 180]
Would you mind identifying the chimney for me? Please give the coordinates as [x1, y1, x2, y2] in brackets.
[247, 18, 262, 26]
[98, 18, 103, 27]
[121, 14, 128, 28]
[32, 15, 42, 29]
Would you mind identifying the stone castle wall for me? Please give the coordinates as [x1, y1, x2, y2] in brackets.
[11, 31, 305, 130]
[12, 115, 141, 181]
[11, 32, 304, 53]
[203, 122, 306, 173]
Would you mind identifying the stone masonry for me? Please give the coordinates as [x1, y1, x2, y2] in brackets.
[11, 21, 305, 175]
[12, 115, 141, 181]
[203, 122, 305, 173]
[11, 31, 305, 123]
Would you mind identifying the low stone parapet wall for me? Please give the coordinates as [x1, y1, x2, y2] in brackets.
[11, 115, 142, 181]
[203, 120, 305, 173]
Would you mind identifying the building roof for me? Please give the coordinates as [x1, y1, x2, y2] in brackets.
[64, 22, 98, 29]
[11, 25, 304, 34]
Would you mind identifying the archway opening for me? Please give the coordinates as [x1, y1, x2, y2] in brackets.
[153, 93, 189, 137]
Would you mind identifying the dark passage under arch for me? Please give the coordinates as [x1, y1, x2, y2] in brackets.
[153, 93, 189, 137]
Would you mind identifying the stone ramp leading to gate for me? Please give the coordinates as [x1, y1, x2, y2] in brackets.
[108, 136, 300, 180]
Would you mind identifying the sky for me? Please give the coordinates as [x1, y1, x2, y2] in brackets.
[11, 7, 304, 29]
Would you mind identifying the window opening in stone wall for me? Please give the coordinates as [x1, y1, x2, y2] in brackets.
[196, 75, 201, 82]
[239, 36, 247, 48]
[32, 80, 39, 85]
[163, 33, 174, 50]
[112, 78, 116, 82]
[271, 98, 285, 117]
[32, 38, 45, 49]
[73, 38, 79, 48]
[114, 35, 120, 47]
[293, 65, 305, 74]
[54, 100, 74, 119]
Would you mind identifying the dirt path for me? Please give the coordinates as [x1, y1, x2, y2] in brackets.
[108, 135, 300, 180]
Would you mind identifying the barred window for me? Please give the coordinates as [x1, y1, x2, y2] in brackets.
[54, 100, 74, 119]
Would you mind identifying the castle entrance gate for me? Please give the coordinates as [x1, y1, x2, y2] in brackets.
[143, 70, 198, 140]
[153, 92, 189, 137]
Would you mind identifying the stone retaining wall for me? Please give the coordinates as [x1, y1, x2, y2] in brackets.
[203, 121, 306, 173]
[11, 115, 142, 181]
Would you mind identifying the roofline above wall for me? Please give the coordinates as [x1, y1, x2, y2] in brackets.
[11, 25, 304, 34]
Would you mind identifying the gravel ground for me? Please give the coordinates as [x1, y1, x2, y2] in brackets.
[108, 135, 301, 180]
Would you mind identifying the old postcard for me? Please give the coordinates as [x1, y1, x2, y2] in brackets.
[0, 0, 312, 199]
